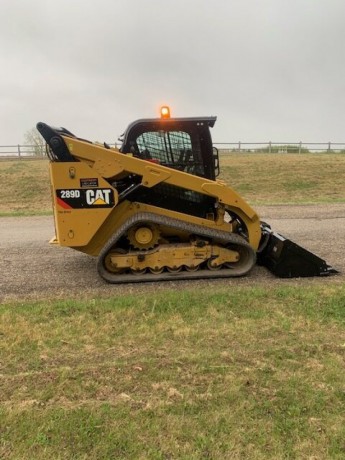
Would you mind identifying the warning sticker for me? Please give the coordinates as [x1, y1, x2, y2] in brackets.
[80, 178, 99, 188]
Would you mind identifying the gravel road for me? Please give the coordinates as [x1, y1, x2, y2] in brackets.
[1, 204, 344, 303]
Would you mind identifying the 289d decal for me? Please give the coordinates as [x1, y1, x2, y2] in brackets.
[60, 189, 81, 199]
[56, 189, 115, 209]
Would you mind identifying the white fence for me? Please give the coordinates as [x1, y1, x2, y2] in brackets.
[0, 144, 46, 158]
[1, 142, 345, 159]
[213, 142, 345, 154]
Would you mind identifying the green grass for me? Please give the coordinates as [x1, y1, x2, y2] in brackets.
[0, 159, 51, 215]
[1, 285, 345, 459]
[219, 153, 345, 205]
[1, 153, 345, 216]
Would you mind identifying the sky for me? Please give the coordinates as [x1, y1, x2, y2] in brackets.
[1, 0, 344, 145]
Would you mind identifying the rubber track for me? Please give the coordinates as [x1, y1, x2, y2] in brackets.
[97, 212, 256, 283]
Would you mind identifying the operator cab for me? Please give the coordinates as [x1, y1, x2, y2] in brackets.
[119, 112, 220, 219]
[120, 116, 219, 180]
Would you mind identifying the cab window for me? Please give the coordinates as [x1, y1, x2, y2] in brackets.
[135, 130, 205, 176]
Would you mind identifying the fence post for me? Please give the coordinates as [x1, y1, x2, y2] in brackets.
[299, 141, 302, 154]
[238, 141, 241, 154]
[268, 141, 272, 154]
[328, 142, 331, 153]
[17, 144, 21, 159]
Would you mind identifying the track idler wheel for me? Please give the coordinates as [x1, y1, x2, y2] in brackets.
[104, 248, 127, 274]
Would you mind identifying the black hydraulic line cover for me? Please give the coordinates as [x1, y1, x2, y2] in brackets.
[258, 231, 338, 278]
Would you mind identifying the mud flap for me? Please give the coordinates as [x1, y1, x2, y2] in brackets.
[257, 224, 338, 278]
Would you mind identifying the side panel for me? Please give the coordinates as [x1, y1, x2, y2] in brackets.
[65, 137, 262, 250]
[50, 162, 118, 247]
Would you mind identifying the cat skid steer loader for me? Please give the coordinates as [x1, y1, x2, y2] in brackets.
[37, 108, 337, 283]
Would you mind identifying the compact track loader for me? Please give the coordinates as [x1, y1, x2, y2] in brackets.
[37, 109, 337, 283]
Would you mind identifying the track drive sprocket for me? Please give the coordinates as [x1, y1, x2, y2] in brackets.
[127, 224, 160, 249]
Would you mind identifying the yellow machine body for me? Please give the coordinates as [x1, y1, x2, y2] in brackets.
[49, 136, 261, 255]
[38, 116, 336, 282]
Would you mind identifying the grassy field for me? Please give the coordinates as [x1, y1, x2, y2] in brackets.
[219, 153, 345, 205]
[1, 153, 345, 215]
[1, 285, 345, 459]
[0, 159, 50, 215]
[1, 155, 345, 459]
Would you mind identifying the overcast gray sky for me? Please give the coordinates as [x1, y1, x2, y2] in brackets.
[1, 0, 344, 144]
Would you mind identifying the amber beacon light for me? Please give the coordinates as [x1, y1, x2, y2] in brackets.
[160, 106, 171, 119]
